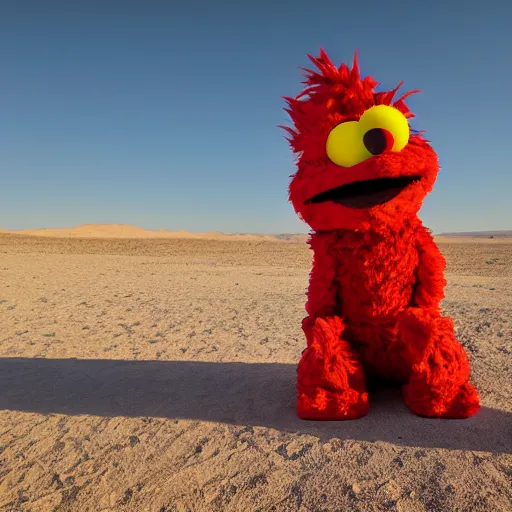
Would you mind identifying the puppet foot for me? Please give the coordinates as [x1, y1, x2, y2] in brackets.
[403, 380, 480, 419]
[297, 386, 369, 420]
[297, 317, 369, 420]
[399, 308, 480, 418]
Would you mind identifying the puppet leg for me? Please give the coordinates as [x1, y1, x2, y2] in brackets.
[297, 316, 369, 420]
[399, 308, 480, 418]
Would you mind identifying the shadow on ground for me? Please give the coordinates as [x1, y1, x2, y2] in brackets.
[1, 358, 510, 453]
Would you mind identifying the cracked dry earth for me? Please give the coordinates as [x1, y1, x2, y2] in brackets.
[0, 234, 511, 512]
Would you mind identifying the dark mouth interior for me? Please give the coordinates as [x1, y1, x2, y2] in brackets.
[305, 175, 421, 209]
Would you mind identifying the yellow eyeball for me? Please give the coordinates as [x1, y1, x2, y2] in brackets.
[325, 121, 372, 168]
[325, 105, 410, 168]
[359, 105, 410, 152]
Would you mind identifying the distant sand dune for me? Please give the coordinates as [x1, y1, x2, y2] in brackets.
[439, 230, 512, 238]
[0, 224, 289, 241]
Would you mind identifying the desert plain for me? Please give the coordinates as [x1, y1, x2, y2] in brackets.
[0, 225, 510, 512]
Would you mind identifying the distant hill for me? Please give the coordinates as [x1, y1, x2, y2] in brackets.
[272, 233, 309, 242]
[0, 224, 312, 242]
[437, 230, 512, 238]
[0, 224, 276, 241]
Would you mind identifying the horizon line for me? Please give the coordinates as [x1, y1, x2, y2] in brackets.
[1, 223, 512, 238]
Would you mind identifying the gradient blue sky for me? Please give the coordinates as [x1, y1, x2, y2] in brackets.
[1, 1, 511, 234]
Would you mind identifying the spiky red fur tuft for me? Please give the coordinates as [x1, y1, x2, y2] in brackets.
[282, 49, 419, 156]
[283, 49, 480, 421]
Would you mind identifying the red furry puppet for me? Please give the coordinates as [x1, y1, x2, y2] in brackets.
[282, 49, 480, 420]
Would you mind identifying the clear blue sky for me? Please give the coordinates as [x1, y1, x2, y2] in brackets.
[1, 1, 511, 234]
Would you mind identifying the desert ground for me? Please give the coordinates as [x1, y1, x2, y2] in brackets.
[0, 226, 510, 512]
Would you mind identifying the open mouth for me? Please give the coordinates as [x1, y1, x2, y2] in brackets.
[305, 175, 422, 209]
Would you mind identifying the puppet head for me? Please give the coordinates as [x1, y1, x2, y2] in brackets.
[283, 49, 439, 232]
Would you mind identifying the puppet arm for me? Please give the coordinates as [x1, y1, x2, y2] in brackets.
[399, 225, 449, 361]
[409, 225, 447, 312]
[297, 233, 369, 420]
[301, 234, 340, 335]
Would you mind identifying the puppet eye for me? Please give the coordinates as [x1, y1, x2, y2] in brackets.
[325, 121, 372, 167]
[359, 105, 410, 152]
[325, 105, 410, 167]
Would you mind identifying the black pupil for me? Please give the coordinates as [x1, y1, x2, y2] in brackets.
[363, 128, 388, 155]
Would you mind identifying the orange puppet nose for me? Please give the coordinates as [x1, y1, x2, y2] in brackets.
[363, 128, 394, 156]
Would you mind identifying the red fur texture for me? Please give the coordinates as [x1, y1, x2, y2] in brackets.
[284, 49, 480, 420]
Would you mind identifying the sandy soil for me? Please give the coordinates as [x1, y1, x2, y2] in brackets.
[0, 232, 510, 512]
